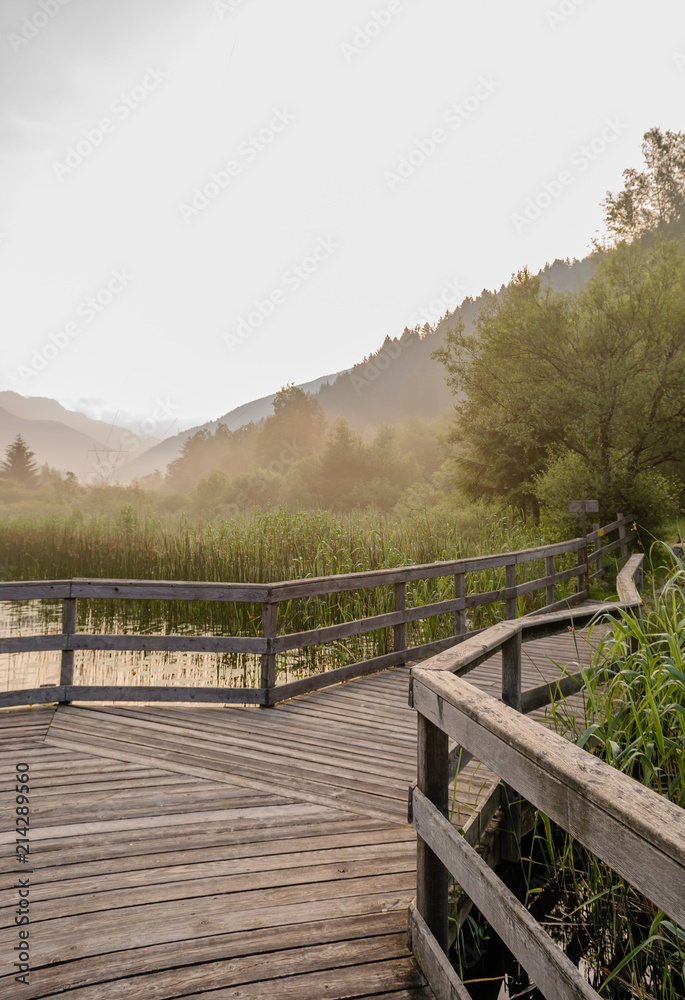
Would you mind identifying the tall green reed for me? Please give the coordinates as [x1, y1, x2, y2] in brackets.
[0, 504, 574, 681]
[523, 545, 685, 998]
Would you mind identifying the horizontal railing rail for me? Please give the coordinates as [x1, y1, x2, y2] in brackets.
[0, 512, 635, 708]
[406, 553, 685, 1000]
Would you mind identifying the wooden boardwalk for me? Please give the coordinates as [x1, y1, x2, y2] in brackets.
[0, 623, 604, 999]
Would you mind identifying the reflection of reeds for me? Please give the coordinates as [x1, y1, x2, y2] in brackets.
[0, 505, 583, 690]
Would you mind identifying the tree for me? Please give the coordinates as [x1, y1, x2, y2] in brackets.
[432, 268, 571, 509]
[433, 238, 685, 515]
[602, 128, 685, 244]
[0, 435, 39, 486]
[258, 384, 326, 468]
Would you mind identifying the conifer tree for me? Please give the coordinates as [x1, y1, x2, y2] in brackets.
[1, 434, 39, 486]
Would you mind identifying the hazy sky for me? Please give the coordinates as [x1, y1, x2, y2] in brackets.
[1, 0, 684, 434]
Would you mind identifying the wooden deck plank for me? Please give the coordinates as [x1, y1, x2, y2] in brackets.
[90, 704, 418, 764]
[0, 859, 418, 922]
[0, 878, 416, 965]
[19, 831, 417, 892]
[51, 707, 417, 784]
[6, 933, 419, 999]
[43, 730, 413, 823]
[0, 814, 392, 872]
[0, 914, 423, 998]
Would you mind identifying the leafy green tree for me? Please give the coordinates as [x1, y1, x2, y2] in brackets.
[316, 419, 369, 510]
[166, 422, 258, 492]
[433, 238, 685, 515]
[602, 128, 685, 244]
[258, 384, 326, 467]
[1, 435, 39, 486]
[432, 269, 569, 509]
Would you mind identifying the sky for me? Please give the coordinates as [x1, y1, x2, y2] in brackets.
[0, 0, 684, 436]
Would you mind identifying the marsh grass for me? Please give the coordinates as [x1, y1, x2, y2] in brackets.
[0, 505, 578, 687]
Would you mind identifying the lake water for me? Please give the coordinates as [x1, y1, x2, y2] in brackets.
[0, 599, 332, 695]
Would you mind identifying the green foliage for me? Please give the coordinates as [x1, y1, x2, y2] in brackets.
[159, 380, 441, 514]
[433, 238, 685, 511]
[583, 549, 685, 803]
[0, 503, 563, 675]
[0, 503, 553, 584]
[299, 420, 422, 513]
[534, 449, 682, 536]
[602, 127, 685, 244]
[258, 383, 326, 467]
[0, 499, 583, 696]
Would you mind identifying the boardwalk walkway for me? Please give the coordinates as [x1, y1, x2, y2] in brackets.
[0, 620, 604, 999]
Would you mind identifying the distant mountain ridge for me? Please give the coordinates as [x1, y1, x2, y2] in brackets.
[0, 392, 161, 482]
[0, 405, 110, 482]
[0, 392, 160, 451]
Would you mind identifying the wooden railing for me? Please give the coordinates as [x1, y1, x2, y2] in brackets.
[0, 513, 634, 709]
[408, 553, 685, 1000]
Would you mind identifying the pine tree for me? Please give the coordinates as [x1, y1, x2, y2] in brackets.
[1, 435, 39, 486]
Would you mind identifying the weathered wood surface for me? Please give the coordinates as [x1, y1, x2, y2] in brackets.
[412, 787, 601, 1000]
[616, 553, 645, 605]
[413, 668, 685, 929]
[408, 903, 471, 1000]
[0, 625, 604, 998]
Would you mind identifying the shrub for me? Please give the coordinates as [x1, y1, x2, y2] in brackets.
[534, 449, 682, 536]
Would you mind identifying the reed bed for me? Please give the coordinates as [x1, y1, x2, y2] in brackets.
[0, 504, 577, 686]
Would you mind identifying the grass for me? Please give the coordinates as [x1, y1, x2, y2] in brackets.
[0, 503, 579, 683]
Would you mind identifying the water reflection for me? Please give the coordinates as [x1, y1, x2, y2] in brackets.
[0, 599, 339, 694]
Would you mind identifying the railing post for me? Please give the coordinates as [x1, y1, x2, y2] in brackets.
[545, 554, 555, 607]
[501, 630, 522, 712]
[394, 582, 406, 655]
[593, 522, 603, 579]
[576, 542, 586, 596]
[501, 629, 522, 861]
[617, 512, 628, 558]
[59, 595, 77, 703]
[454, 571, 465, 638]
[416, 711, 449, 954]
[505, 561, 517, 620]
[260, 602, 278, 706]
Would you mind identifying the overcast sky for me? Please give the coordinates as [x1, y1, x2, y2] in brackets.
[1, 0, 684, 434]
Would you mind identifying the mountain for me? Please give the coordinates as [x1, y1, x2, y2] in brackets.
[0, 406, 109, 481]
[316, 255, 598, 430]
[0, 392, 160, 452]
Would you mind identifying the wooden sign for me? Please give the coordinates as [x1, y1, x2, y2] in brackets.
[568, 500, 599, 513]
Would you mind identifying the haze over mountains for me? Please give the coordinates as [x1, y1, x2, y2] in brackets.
[0, 392, 162, 482]
[0, 256, 594, 484]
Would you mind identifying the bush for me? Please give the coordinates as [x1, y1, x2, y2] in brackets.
[533, 450, 682, 536]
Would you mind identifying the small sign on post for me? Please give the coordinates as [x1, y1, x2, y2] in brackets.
[569, 500, 599, 594]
